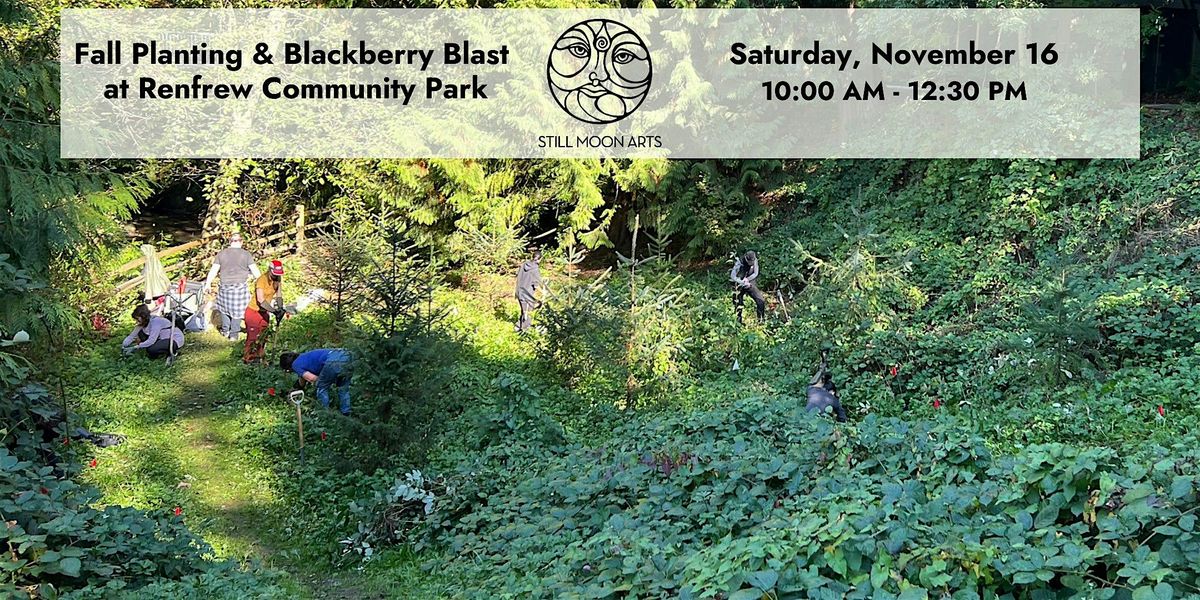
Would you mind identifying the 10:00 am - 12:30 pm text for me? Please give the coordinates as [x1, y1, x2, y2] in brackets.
[760, 80, 1029, 102]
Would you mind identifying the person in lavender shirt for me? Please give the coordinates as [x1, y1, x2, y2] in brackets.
[121, 304, 184, 359]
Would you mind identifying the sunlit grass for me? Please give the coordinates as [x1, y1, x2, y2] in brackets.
[69, 332, 304, 582]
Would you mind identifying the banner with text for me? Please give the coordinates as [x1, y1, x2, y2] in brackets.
[60, 8, 1140, 158]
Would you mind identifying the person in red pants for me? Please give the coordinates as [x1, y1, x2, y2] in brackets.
[243, 260, 285, 364]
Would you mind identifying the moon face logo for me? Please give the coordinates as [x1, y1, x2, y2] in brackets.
[547, 19, 652, 124]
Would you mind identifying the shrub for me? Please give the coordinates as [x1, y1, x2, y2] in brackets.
[0, 447, 286, 598]
[410, 399, 1200, 599]
[539, 257, 695, 409]
[469, 373, 567, 450]
[310, 225, 370, 323]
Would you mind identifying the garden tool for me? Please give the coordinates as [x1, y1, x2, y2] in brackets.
[289, 389, 306, 461]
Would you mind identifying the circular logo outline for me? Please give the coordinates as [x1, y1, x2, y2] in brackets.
[546, 19, 652, 125]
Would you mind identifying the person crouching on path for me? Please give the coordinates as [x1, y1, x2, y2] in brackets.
[279, 349, 352, 416]
[244, 260, 285, 364]
[731, 250, 766, 324]
[122, 304, 184, 359]
[202, 233, 259, 341]
[514, 250, 544, 334]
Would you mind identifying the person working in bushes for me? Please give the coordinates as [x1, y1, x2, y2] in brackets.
[121, 304, 184, 360]
[279, 348, 352, 416]
[514, 249, 544, 334]
[806, 349, 847, 422]
[730, 250, 766, 324]
[244, 260, 285, 364]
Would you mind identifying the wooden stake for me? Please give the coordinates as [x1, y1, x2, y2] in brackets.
[295, 204, 307, 256]
[295, 403, 304, 450]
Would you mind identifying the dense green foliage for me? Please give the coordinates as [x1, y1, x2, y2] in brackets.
[82, 265, 1197, 598]
[0, 0, 147, 334]
[319, 113, 1200, 598]
[422, 403, 1200, 598]
[0, 356, 292, 597]
[11, 113, 1200, 597]
[0, 447, 286, 599]
[6, 0, 1200, 597]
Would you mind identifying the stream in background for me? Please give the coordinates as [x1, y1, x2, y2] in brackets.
[125, 181, 206, 245]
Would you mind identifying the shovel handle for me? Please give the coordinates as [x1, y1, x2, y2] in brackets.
[295, 404, 304, 449]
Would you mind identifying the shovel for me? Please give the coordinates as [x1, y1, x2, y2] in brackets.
[289, 389, 306, 461]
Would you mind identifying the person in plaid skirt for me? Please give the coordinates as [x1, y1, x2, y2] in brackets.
[202, 233, 260, 341]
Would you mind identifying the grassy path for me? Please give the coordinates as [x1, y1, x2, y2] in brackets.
[164, 336, 277, 561]
[71, 333, 319, 594]
[66, 288, 537, 598]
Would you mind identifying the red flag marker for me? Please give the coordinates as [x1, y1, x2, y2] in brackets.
[933, 399, 942, 409]
[268, 387, 276, 396]
[89, 459, 98, 468]
[320, 431, 327, 441]
[1157, 405, 1165, 417]
[889, 365, 899, 377]
[173, 507, 183, 516]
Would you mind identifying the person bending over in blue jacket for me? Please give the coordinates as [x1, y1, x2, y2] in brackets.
[279, 348, 352, 416]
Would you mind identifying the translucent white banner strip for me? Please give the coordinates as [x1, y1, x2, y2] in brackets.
[60, 8, 1140, 158]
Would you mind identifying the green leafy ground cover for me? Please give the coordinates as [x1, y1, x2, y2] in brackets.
[6, 112, 1199, 597]
[49, 275, 1200, 598]
[21, 109, 1200, 597]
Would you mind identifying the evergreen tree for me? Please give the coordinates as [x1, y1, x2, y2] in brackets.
[311, 225, 369, 322]
[1, 1, 147, 337]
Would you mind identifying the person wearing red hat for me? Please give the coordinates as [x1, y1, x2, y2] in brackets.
[243, 260, 286, 364]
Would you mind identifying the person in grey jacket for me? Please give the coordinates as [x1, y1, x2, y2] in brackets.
[201, 233, 259, 341]
[514, 250, 544, 333]
[731, 250, 766, 324]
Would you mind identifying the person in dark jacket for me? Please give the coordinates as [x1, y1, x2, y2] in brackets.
[730, 250, 766, 324]
[806, 349, 847, 422]
[514, 250, 544, 333]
